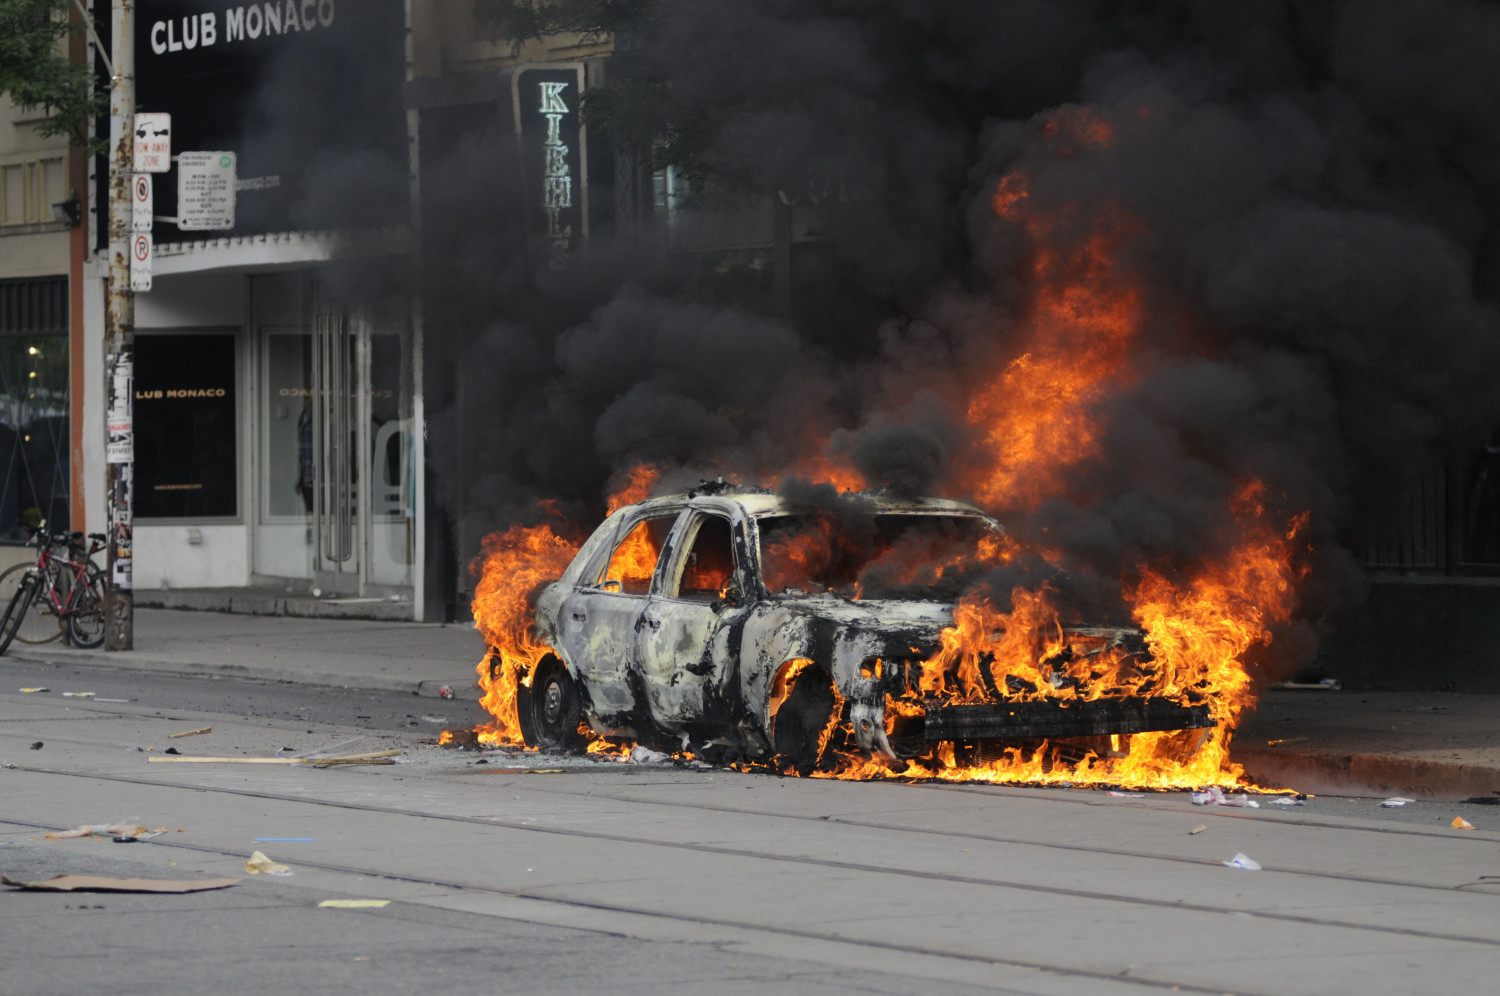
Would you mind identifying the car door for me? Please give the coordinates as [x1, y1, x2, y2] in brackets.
[555, 508, 678, 727]
[636, 509, 746, 734]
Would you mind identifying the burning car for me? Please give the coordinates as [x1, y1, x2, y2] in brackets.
[516, 485, 1212, 772]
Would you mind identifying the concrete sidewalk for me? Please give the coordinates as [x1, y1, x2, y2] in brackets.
[6, 607, 487, 699]
[6, 606, 1499, 799]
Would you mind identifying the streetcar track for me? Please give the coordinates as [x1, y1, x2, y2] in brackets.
[516, 784, 1500, 896]
[10, 762, 1500, 956]
[0, 815, 1249, 996]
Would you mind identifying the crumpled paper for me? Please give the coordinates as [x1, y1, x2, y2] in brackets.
[244, 850, 293, 876]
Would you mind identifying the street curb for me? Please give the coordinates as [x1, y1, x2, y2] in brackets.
[1235, 746, 1500, 801]
[6, 646, 482, 700]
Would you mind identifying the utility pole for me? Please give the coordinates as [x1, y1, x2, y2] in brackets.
[104, 1, 135, 650]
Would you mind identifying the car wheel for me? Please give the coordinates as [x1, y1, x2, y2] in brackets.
[527, 659, 585, 753]
[771, 663, 838, 775]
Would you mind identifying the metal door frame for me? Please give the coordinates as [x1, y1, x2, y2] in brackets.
[310, 304, 364, 594]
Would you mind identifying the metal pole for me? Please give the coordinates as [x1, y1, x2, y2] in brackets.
[104, 0, 134, 650]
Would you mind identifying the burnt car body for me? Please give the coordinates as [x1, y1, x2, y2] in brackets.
[520, 487, 1210, 768]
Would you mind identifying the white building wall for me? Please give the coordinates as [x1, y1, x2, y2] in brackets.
[85, 270, 253, 589]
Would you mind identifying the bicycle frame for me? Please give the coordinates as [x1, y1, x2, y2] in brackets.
[23, 528, 103, 623]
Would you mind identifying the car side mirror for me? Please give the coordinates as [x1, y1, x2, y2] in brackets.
[714, 582, 744, 612]
[601, 579, 622, 592]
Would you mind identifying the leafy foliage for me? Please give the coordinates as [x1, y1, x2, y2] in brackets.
[0, 0, 105, 152]
[473, 0, 657, 49]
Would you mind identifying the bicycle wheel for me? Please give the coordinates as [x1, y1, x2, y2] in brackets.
[66, 566, 107, 649]
[0, 571, 40, 655]
[0, 563, 62, 645]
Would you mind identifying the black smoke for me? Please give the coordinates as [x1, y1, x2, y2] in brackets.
[294, 0, 1500, 666]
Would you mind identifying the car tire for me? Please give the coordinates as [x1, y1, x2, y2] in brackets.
[526, 659, 585, 753]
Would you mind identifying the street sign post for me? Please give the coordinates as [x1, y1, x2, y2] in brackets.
[131, 173, 152, 233]
[177, 152, 237, 230]
[130, 233, 152, 292]
[132, 112, 171, 173]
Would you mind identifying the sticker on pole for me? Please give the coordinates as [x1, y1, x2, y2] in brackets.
[130, 234, 153, 292]
[177, 152, 236, 231]
[132, 113, 171, 173]
[131, 174, 153, 234]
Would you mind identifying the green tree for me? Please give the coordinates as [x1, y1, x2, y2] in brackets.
[0, 0, 105, 152]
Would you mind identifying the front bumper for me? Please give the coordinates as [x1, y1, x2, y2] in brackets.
[922, 698, 1213, 741]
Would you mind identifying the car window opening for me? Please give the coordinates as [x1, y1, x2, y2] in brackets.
[676, 515, 735, 600]
[598, 515, 675, 595]
[758, 513, 998, 600]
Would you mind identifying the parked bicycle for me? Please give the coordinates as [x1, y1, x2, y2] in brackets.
[0, 524, 108, 654]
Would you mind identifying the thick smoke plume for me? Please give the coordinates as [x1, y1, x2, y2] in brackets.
[282, 1, 1500, 674]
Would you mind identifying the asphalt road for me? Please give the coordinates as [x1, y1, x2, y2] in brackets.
[4, 665, 1500, 995]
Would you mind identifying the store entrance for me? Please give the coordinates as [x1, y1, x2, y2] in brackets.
[255, 280, 414, 603]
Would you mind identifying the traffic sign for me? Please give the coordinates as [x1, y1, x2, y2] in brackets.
[177, 152, 237, 230]
[130, 233, 152, 292]
[132, 113, 171, 173]
[131, 173, 153, 233]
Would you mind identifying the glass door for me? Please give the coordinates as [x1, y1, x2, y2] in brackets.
[257, 291, 413, 603]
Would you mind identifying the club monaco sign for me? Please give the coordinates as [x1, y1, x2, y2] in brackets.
[149, 2, 337, 54]
[129, 0, 404, 239]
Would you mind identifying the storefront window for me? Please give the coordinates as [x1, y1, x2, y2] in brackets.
[262, 331, 313, 521]
[135, 332, 239, 519]
[0, 334, 69, 541]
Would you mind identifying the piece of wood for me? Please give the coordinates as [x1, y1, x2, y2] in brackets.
[302, 750, 402, 761]
[166, 727, 212, 739]
[2, 873, 239, 893]
[149, 750, 402, 765]
[150, 756, 304, 764]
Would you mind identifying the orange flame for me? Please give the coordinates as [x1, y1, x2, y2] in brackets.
[607, 463, 661, 513]
[441, 507, 581, 748]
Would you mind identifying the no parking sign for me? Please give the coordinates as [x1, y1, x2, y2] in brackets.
[130, 233, 152, 292]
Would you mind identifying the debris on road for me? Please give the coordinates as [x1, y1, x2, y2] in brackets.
[1191, 786, 1259, 807]
[1453, 817, 1477, 830]
[628, 745, 670, 764]
[2, 874, 238, 893]
[61, 692, 94, 698]
[1380, 797, 1414, 808]
[253, 837, 316, 843]
[1266, 737, 1309, 747]
[1223, 853, 1262, 870]
[318, 899, 389, 908]
[244, 851, 293, 876]
[29, 742, 42, 750]
[149, 750, 402, 766]
[1189, 824, 1207, 835]
[1269, 678, 1342, 691]
[44, 821, 149, 840]
[1107, 790, 1145, 798]
[1269, 796, 1306, 806]
[292, 737, 368, 759]
[438, 685, 455, 699]
[18, 687, 48, 693]
[166, 727, 212, 739]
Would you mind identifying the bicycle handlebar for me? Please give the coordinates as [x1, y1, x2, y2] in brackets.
[22, 522, 106, 555]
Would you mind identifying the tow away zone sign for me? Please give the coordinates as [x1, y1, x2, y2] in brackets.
[133, 113, 171, 173]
